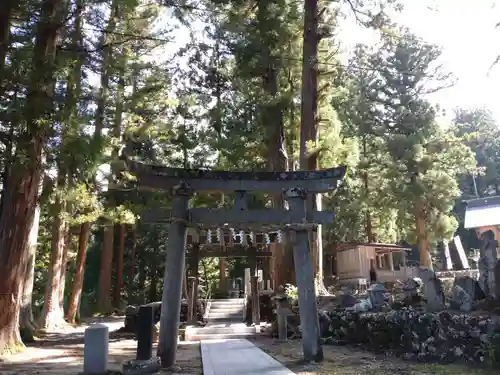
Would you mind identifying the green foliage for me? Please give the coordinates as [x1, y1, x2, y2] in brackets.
[1, 0, 496, 330]
[331, 27, 476, 252]
[284, 283, 298, 300]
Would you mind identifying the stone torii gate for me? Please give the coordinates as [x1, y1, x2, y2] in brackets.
[123, 157, 346, 367]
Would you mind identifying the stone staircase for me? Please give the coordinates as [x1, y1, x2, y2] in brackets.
[185, 298, 256, 341]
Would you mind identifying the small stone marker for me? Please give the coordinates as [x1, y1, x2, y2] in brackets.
[83, 324, 109, 375]
[367, 283, 385, 308]
[450, 285, 473, 312]
[419, 268, 445, 312]
[136, 305, 154, 361]
[478, 230, 498, 298]
[453, 276, 485, 301]
[275, 296, 291, 341]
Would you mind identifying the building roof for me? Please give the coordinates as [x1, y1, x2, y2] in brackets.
[333, 242, 411, 253]
[464, 196, 500, 229]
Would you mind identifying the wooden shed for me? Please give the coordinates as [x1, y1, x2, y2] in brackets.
[332, 242, 416, 284]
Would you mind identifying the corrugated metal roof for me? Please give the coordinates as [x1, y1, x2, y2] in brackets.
[464, 196, 500, 228]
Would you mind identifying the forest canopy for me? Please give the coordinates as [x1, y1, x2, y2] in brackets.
[0, 0, 496, 355]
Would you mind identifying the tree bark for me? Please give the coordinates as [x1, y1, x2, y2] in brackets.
[0, 0, 15, 85]
[98, 28, 125, 311]
[256, 0, 291, 289]
[39, 180, 69, 330]
[362, 135, 375, 243]
[127, 225, 136, 303]
[93, 2, 116, 313]
[66, 222, 90, 324]
[148, 263, 158, 302]
[114, 224, 125, 308]
[0, 0, 62, 353]
[97, 224, 114, 312]
[299, 0, 321, 282]
[138, 244, 146, 304]
[19, 198, 42, 342]
[415, 201, 432, 269]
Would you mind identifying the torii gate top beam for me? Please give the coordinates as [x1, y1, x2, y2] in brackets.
[123, 157, 346, 193]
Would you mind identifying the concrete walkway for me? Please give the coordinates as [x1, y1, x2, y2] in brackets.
[201, 339, 294, 375]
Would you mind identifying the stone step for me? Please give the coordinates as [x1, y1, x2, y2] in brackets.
[185, 332, 256, 341]
[208, 307, 244, 313]
[209, 305, 244, 312]
[207, 318, 243, 325]
[208, 312, 243, 319]
[188, 326, 255, 335]
[209, 299, 245, 307]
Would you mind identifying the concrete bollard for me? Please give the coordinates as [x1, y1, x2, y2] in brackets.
[84, 324, 109, 374]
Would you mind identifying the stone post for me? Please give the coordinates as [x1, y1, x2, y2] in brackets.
[249, 249, 260, 328]
[136, 305, 154, 360]
[187, 276, 197, 324]
[157, 182, 192, 368]
[285, 188, 323, 362]
[244, 268, 251, 296]
[479, 230, 498, 298]
[276, 297, 290, 342]
[250, 275, 260, 329]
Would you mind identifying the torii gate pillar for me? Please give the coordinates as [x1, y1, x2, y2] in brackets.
[157, 182, 192, 368]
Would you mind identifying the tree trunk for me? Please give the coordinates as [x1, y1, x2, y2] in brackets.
[415, 201, 432, 269]
[362, 135, 375, 243]
[97, 224, 114, 312]
[148, 263, 158, 302]
[114, 224, 125, 308]
[93, 2, 116, 313]
[299, 0, 321, 280]
[93, 0, 119, 142]
[127, 225, 136, 304]
[138, 246, 146, 304]
[19, 199, 42, 342]
[66, 222, 90, 324]
[256, 0, 291, 289]
[0, 0, 62, 353]
[0, 163, 42, 353]
[58, 225, 70, 314]
[0, 0, 15, 84]
[39, 184, 68, 330]
[98, 31, 125, 312]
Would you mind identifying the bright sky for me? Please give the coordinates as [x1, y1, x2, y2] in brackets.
[164, 0, 500, 123]
[339, 0, 500, 123]
[397, 0, 500, 123]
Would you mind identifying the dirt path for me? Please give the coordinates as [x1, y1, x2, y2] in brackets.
[252, 337, 494, 375]
[0, 317, 202, 375]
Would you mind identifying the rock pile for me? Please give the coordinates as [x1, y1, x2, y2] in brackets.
[325, 309, 500, 365]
